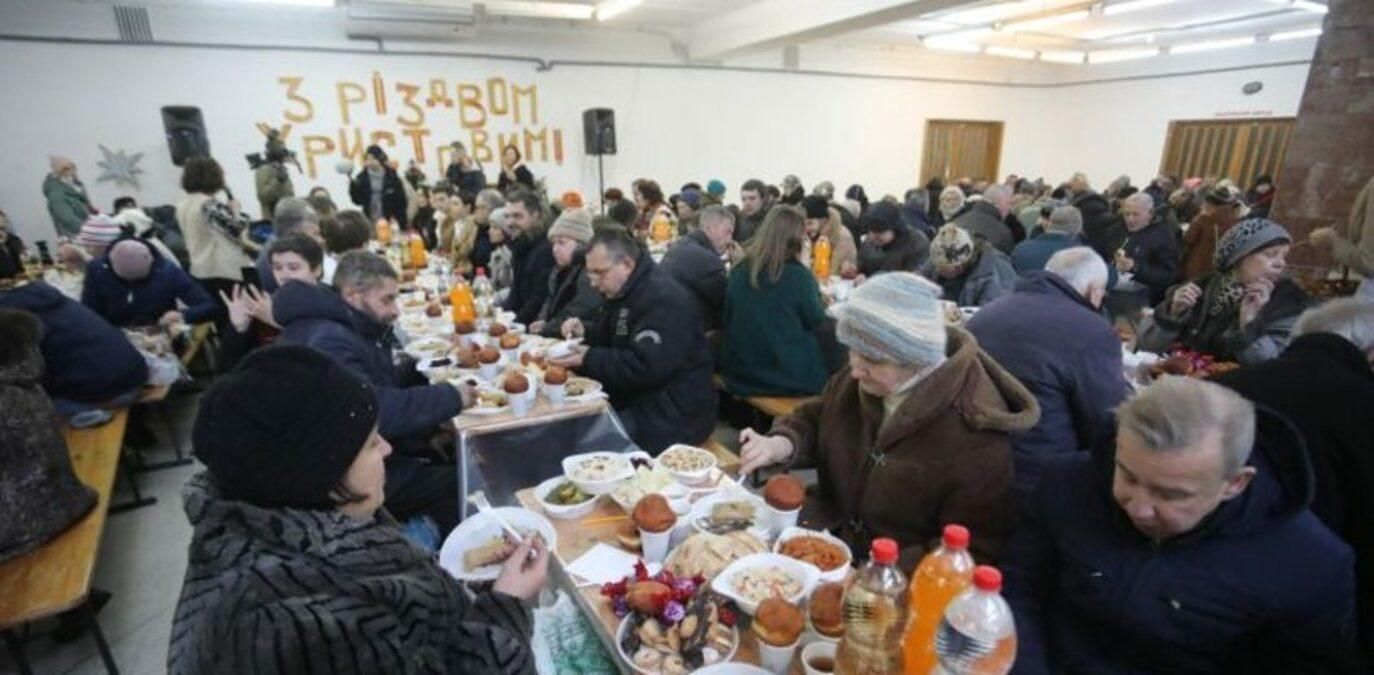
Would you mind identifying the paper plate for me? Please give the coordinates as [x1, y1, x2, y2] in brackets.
[438, 507, 557, 582]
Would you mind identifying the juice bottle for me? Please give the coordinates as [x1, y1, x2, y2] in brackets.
[449, 277, 475, 325]
[813, 235, 832, 279]
[408, 233, 427, 269]
[934, 566, 1017, 675]
[651, 211, 673, 243]
[837, 538, 909, 675]
[376, 218, 392, 246]
[903, 525, 976, 674]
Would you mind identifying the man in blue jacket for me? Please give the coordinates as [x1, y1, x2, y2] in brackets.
[273, 250, 470, 532]
[82, 238, 217, 329]
[967, 247, 1127, 500]
[1004, 377, 1359, 674]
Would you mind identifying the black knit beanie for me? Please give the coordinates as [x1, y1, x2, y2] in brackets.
[366, 144, 388, 164]
[802, 195, 830, 220]
[192, 345, 378, 509]
[862, 201, 903, 233]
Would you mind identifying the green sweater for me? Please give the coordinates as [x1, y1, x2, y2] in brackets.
[721, 259, 828, 397]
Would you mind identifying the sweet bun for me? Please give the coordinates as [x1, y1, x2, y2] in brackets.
[477, 347, 501, 364]
[488, 323, 508, 337]
[454, 320, 476, 334]
[632, 494, 677, 533]
[752, 597, 804, 647]
[456, 350, 479, 368]
[808, 582, 845, 638]
[503, 372, 530, 395]
[763, 474, 805, 511]
[424, 302, 443, 318]
[544, 365, 569, 385]
[499, 333, 522, 350]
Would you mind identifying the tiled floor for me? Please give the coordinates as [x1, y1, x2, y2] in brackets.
[1, 395, 771, 675]
[2, 395, 201, 675]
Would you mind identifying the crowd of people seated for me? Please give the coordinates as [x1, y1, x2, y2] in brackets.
[3, 138, 1373, 673]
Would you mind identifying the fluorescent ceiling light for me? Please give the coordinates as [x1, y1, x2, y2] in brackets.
[986, 45, 1037, 59]
[1169, 36, 1257, 53]
[1040, 49, 1086, 63]
[1003, 9, 1090, 33]
[1293, 0, 1328, 13]
[936, 0, 1046, 26]
[594, 0, 639, 21]
[483, 1, 594, 19]
[933, 27, 995, 41]
[924, 39, 984, 53]
[228, 0, 334, 6]
[1270, 26, 1322, 41]
[1087, 47, 1160, 63]
[1102, 0, 1179, 16]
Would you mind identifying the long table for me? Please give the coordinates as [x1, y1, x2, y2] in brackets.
[514, 488, 808, 674]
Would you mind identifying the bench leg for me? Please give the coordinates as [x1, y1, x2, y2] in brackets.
[110, 453, 158, 514]
[3, 629, 34, 675]
[80, 600, 120, 675]
[134, 402, 192, 472]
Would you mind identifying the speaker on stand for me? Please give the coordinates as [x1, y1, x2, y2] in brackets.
[161, 106, 211, 167]
[582, 108, 616, 214]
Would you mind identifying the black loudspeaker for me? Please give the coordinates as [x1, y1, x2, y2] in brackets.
[161, 106, 210, 166]
[582, 108, 616, 155]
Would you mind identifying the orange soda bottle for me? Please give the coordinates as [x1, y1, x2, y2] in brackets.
[449, 276, 475, 325]
[903, 525, 975, 674]
[376, 218, 392, 246]
[408, 233, 427, 269]
[651, 211, 673, 243]
[813, 235, 832, 279]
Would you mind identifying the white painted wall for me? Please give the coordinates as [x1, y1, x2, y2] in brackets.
[0, 1, 1317, 242]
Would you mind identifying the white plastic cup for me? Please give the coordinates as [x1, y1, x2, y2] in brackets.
[509, 390, 533, 417]
[502, 349, 520, 365]
[758, 637, 800, 674]
[544, 382, 566, 405]
[639, 527, 671, 563]
[479, 361, 500, 381]
[801, 640, 837, 675]
[768, 504, 800, 539]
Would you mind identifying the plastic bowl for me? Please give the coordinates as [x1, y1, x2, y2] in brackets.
[562, 451, 635, 496]
[655, 444, 719, 485]
[711, 552, 821, 616]
[534, 476, 600, 520]
[772, 527, 853, 584]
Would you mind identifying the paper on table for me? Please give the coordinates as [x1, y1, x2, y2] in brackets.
[565, 543, 660, 586]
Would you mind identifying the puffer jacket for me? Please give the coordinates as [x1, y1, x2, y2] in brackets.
[535, 257, 602, 338]
[168, 474, 534, 674]
[772, 326, 1040, 568]
[922, 242, 1018, 308]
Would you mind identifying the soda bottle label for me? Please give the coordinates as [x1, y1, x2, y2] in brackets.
[935, 617, 995, 671]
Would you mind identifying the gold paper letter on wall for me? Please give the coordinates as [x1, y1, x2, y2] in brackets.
[338, 127, 365, 162]
[395, 81, 425, 127]
[401, 127, 431, 163]
[470, 130, 493, 163]
[278, 76, 314, 123]
[511, 83, 538, 125]
[336, 82, 367, 125]
[457, 84, 487, 129]
[302, 135, 335, 178]
[523, 127, 549, 163]
[486, 78, 509, 117]
[371, 71, 388, 115]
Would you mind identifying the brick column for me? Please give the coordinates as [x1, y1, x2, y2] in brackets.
[1270, 0, 1374, 273]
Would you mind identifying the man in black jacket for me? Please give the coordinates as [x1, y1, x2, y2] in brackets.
[952, 185, 1016, 253]
[1211, 298, 1374, 657]
[547, 229, 717, 454]
[348, 145, 408, 227]
[502, 190, 556, 325]
[857, 202, 930, 276]
[660, 204, 739, 331]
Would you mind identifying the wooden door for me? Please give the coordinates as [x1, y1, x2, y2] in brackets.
[921, 120, 1004, 185]
[1159, 118, 1295, 184]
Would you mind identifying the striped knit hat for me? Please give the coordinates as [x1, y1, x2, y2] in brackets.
[1213, 218, 1291, 271]
[831, 272, 947, 366]
[76, 215, 122, 250]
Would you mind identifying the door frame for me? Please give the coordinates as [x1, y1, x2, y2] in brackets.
[921, 119, 1005, 185]
[1158, 117, 1296, 183]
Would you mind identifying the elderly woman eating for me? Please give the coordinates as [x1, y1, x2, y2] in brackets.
[168, 345, 547, 674]
[1141, 218, 1312, 365]
[737, 273, 1039, 566]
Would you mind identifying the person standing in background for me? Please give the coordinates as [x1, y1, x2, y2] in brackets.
[445, 141, 487, 198]
[1310, 175, 1374, 299]
[349, 145, 408, 227]
[253, 130, 295, 222]
[43, 156, 94, 240]
[0, 210, 28, 279]
[496, 145, 535, 194]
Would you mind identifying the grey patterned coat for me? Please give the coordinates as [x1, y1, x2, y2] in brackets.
[0, 344, 98, 563]
[168, 474, 536, 674]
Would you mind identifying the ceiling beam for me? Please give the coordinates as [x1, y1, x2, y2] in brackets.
[685, 0, 980, 61]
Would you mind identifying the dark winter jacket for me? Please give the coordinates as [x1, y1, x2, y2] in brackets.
[1117, 220, 1181, 304]
[1211, 333, 1374, 651]
[0, 343, 98, 563]
[0, 233, 24, 279]
[0, 282, 148, 404]
[580, 249, 717, 454]
[349, 168, 408, 227]
[735, 206, 769, 244]
[535, 258, 602, 338]
[273, 282, 460, 443]
[966, 272, 1128, 497]
[772, 327, 1039, 569]
[721, 260, 828, 398]
[496, 164, 535, 194]
[445, 163, 487, 198]
[922, 243, 1017, 308]
[81, 239, 217, 327]
[1141, 274, 1312, 365]
[659, 230, 727, 330]
[504, 232, 555, 326]
[952, 201, 1015, 254]
[1011, 232, 1078, 275]
[168, 474, 534, 675]
[1076, 192, 1118, 261]
[1004, 411, 1359, 675]
[858, 227, 930, 276]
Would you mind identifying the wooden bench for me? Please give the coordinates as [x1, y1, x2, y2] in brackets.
[700, 437, 740, 476]
[0, 410, 128, 675]
[744, 395, 809, 420]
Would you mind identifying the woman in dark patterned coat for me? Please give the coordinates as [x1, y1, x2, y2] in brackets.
[0, 308, 98, 563]
[167, 345, 548, 674]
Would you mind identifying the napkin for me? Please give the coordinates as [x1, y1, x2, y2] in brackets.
[566, 543, 660, 586]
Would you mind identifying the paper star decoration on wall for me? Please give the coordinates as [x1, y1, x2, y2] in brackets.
[96, 144, 144, 190]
